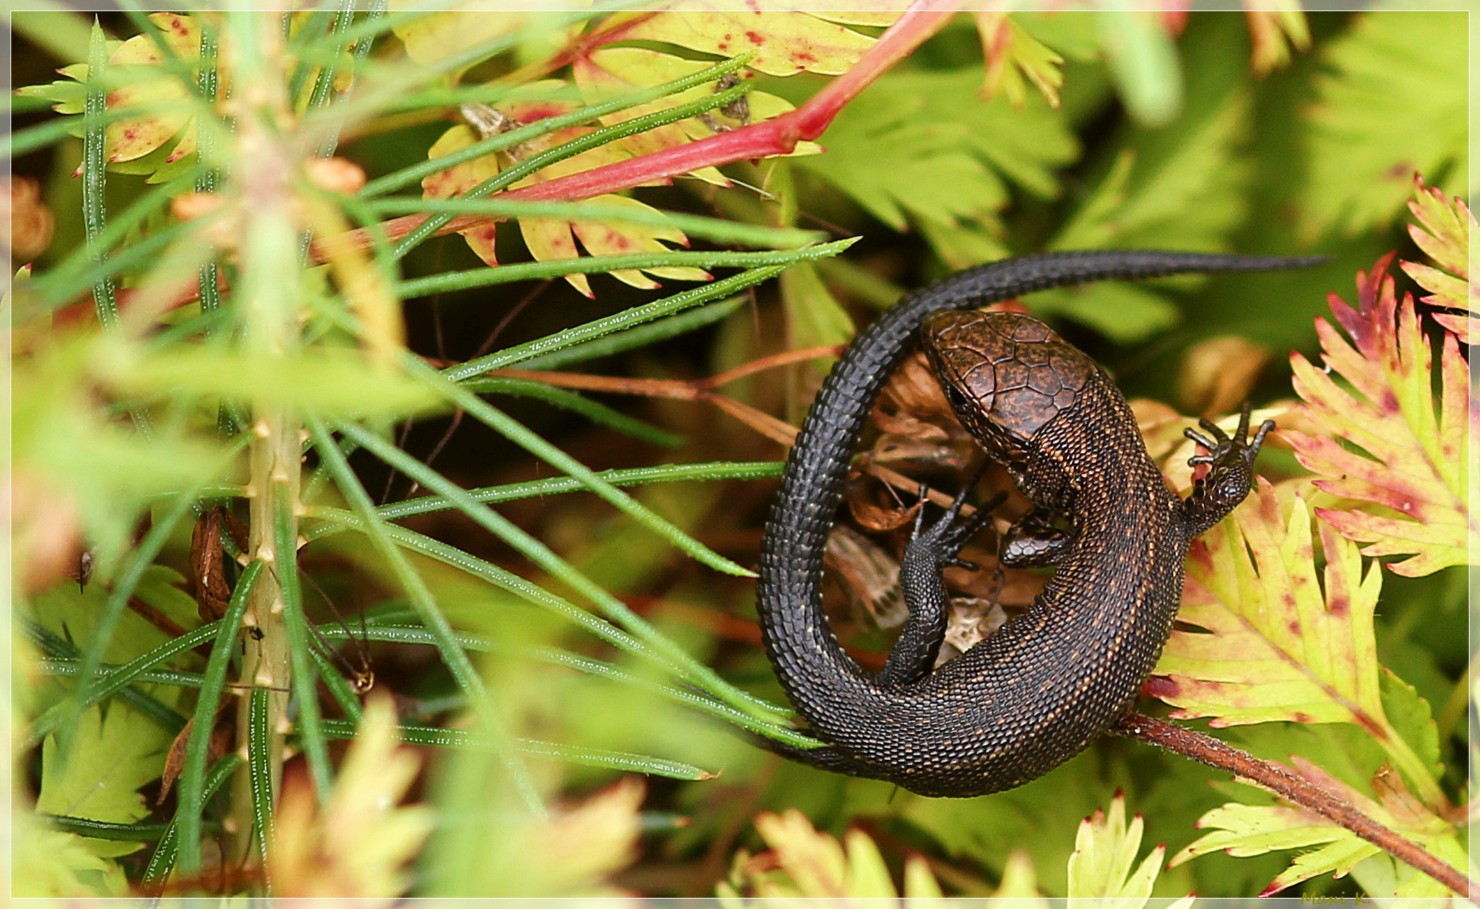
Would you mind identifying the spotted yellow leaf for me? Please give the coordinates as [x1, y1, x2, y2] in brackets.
[422, 89, 708, 294]
[96, 13, 202, 170]
[421, 125, 503, 264]
[1155, 483, 1386, 727]
[390, 4, 589, 73]
[573, 47, 820, 187]
[602, 2, 879, 76]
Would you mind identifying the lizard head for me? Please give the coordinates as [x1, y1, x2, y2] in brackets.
[921, 310, 1100, 468]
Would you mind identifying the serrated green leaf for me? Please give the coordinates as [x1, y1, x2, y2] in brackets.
[1066, 794, 1176, 904]
[36, 704, 172, 858]
[14, 814, 131, 897]
[1171, 757, 1468, 898]
[972, 13, 1066, 108]
[792, 66, 1074, 241]
[1053, 14, 1255, 253]
[1400, 175, 1475, 343]
[1300, 9, 1466, 240]
[1171, 801, 1378, 895]
[780, 261, 853, 370]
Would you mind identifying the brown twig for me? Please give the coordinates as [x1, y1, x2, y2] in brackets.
[1112, 712, 1477, 901]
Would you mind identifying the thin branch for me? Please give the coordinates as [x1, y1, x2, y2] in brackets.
[1112, 713, 1477, 901]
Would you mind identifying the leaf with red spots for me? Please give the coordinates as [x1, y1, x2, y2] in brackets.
[17, 13, 207, 180]
[1284, 251, 1475, 577]
[1153, 482, 1462, 895]
[1155, 479, 1447, 798]
[1156, 482, 1396, 732]
[421, 124, 503, 265]
[572, 47, 820, 187]
[601, 2, 893, 77]
[101, 13, 203, 170]
[1400, 175, 1475, 343]
[420, 92, 710, 295]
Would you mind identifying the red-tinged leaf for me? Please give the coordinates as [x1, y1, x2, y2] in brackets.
[572, 48, 820, 187]
[421, 125, 501, 264]
[573, 48, 732, 187]
[1244, 5, 1312, 75]
[1401, 175, 1475, 343]
[1156, 479, 1450, 811]
[604, 3, 879, 77]
[271, 697, 434, 899]
[102, 13, 202, 168]
[567, 195, 709, 289]
[1066, 794, 1180, 904]
[1285, 254, 1475, 576]
[718, 809, 951, 900]
[1155, 482, 1390, 732]
[971, 13, 1065, 108]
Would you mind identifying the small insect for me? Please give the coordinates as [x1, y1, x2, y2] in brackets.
[701, 72, 751, 134]
[301, 571, 375, 697]
[72, 550, 93, 593]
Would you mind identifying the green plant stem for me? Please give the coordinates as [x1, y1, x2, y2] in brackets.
[177, 560, 262, 877]
[246, 687, 275, 895]
[344, 461, 782, 528]
[304, 418, 548, 817]
[83, 20, 119, 330]
[142, 754, 243, 890]
[225, 9, 300, 870]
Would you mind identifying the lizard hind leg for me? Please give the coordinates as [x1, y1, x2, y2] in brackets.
[878, 479, 1005, 689]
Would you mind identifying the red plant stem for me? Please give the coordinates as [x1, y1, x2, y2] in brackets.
[1112, 713, 1477, 901]
[331, 0, 965, 255]
[78, 2, 966, 322]
[503, 1, 965, 203]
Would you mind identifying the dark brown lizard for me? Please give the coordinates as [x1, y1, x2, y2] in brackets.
[756, 250, 1320, 797]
